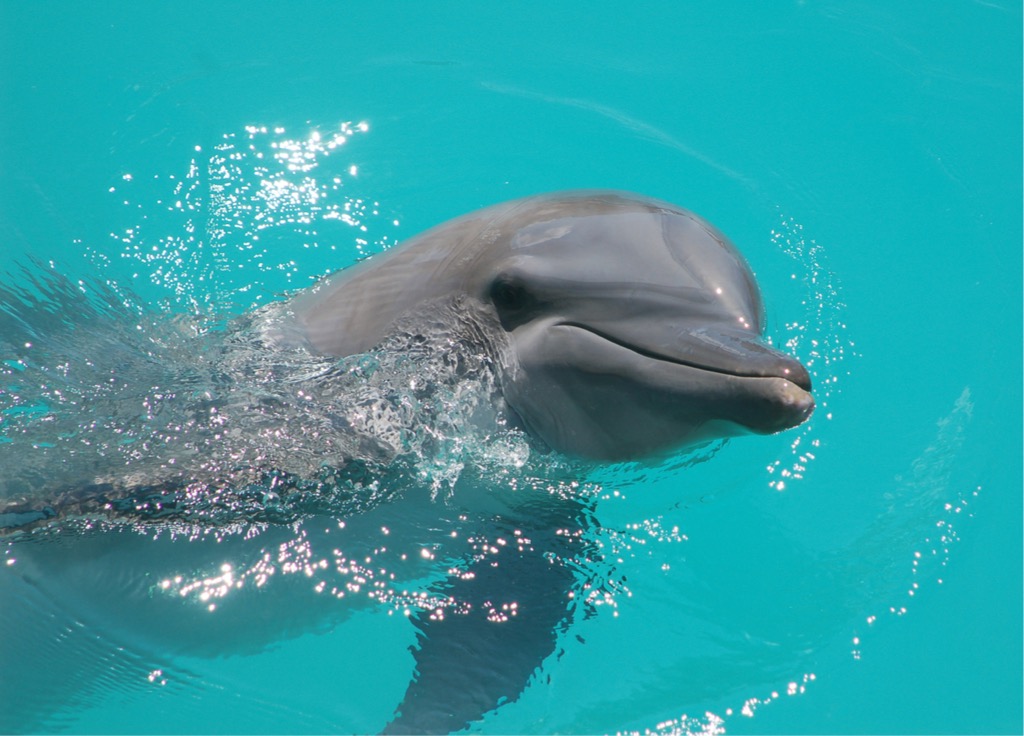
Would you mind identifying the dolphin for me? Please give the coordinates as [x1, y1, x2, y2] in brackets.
[0, 190, 813, 734]
[273, 189, 813, 461]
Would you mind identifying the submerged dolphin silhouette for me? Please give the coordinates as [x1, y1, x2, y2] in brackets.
[0, 191, 813, 734]
[275, 190, 813, 460]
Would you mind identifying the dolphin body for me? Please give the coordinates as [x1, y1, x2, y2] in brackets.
[278, 190, 814, 732]
[0, 191, 813, 734]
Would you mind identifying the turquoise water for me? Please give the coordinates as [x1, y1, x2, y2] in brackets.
[1, 2, 1021, 734]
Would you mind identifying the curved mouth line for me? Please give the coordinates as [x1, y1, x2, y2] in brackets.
[557, 321, 809, 389]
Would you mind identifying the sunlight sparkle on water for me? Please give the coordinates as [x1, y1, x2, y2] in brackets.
[767, 217, 855, 493]
[97, 121, 395, 312]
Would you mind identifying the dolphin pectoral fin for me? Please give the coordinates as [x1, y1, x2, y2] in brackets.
[383, 529, 578, 734]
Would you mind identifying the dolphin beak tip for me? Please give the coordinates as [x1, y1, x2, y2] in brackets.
[780, 380, 815, 429]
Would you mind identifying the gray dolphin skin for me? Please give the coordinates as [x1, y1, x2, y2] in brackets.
[277, 190, 813, 461]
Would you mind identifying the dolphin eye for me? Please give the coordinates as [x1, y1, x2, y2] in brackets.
[490, 278, 530, 313]
[489, 277, 538, 330]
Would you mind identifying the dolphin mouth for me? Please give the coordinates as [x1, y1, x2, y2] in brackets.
[557, 321, 813, 390]
[553, 321, 815, 434]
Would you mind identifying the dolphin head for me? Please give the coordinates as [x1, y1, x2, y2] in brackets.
[467, 192, 814, 461]
[284, 191, 813, 463]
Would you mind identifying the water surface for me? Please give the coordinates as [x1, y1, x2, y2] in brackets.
[0, 2, 1020, 734]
